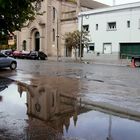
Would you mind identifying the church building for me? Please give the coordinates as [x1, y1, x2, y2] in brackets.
[16, 0, 107, 57]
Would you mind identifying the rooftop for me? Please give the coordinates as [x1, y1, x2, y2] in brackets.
[80, 0, 109, 9]
[79, 1, 140, 16]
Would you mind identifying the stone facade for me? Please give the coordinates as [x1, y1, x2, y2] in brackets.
[16, 0, 107, 57]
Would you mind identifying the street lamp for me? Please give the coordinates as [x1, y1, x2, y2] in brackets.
[48, 5, 59, 61]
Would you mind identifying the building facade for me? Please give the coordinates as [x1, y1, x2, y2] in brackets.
[16, 0, 107, 57]
[79, 2, 140, 59]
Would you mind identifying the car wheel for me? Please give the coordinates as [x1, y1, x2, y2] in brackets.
[40, 57, 45, 60]
[10, 62, 17, 70]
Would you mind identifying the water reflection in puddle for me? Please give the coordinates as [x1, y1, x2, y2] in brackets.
[0, 77, 140, 140]
[65, 111, 140, 140]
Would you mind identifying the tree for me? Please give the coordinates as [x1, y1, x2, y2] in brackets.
[65, 30, 90, 60]
[0, 0, 36, 37]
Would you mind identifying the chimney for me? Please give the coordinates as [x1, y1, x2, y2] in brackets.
[76, 0, 81, 14]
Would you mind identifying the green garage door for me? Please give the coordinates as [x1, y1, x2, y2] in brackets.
[120, 43, 140, 59]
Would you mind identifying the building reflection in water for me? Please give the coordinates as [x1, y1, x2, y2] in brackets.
[17, 76, 90, 139]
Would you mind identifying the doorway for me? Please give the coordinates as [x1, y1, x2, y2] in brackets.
[35, 32, 40, 51]
[23, 40, 26, 51]
[103, 43, 112, 54]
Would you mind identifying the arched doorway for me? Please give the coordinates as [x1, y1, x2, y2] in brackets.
[23, 40, 26, 50]
[35, 32, 40, 51]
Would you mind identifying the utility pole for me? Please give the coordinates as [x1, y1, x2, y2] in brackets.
[113, 0, 116, 6]
[80, 15, 83, 61]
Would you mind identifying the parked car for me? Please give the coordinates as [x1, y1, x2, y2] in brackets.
[0, 49, 13, 56]
[21, 51, 30, 59]
[0, 52, 17, 70]
[26, 51, 48, 60]
[12, 50, 21, 58]
[12, 50, 23, 59]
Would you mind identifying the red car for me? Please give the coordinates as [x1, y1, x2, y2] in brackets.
[12, 50, 47, 60]
[12, 51, 30, 59]
[12, 51, 23, 58]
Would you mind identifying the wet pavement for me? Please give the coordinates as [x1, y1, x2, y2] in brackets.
[0, 80, 140, 140]
[7, 60, 140, 113]
[0, 59, 140, 139]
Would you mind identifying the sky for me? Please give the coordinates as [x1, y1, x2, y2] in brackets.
[95, 0, 140, 5]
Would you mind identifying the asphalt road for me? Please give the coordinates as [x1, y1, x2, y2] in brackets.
[15, 59, 140, 88]
[1, 59, 140, 112]
[0, 59, 140, 140]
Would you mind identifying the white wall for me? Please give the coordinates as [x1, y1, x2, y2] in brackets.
[79, 3, 140, 54]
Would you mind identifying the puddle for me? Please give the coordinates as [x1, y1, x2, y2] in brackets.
[0, 77, 140, 140]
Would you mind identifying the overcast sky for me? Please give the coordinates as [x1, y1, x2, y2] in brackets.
[95, 0, 140, 5]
